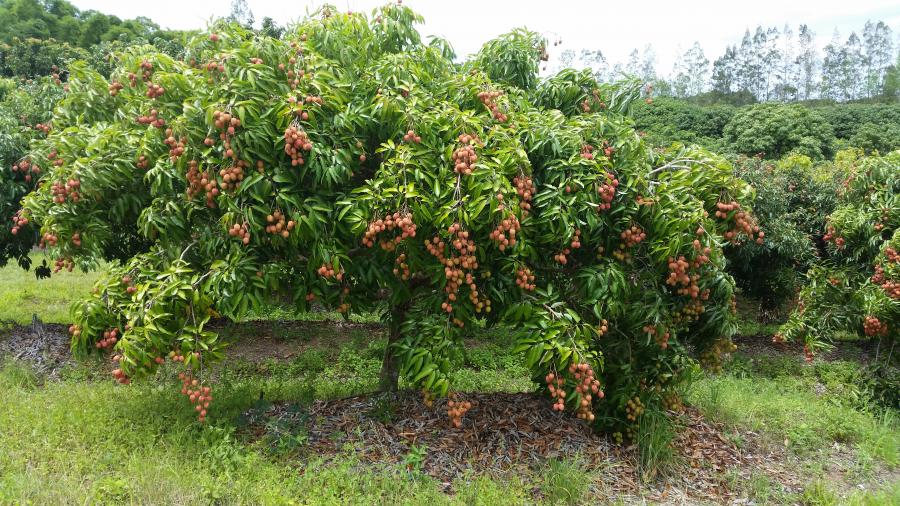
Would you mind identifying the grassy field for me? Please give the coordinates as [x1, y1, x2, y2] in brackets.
[0, 253, 102, 324]
[0, 261, 897, 505]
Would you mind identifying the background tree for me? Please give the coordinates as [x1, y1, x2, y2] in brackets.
[796, 24, 819, 101]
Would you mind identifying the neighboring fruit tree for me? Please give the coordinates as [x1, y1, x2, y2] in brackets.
[779, 152, 899, 359]
[0, 76, 65, 271]
[20, 4, 760, 432]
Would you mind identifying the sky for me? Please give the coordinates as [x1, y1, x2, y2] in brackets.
[69, 0, 900, 75]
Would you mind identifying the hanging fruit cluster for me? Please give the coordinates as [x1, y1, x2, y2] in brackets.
[452, 134, 479, 175]
[11, 158, 41, 182]
[569, 362, 602, 421]
[284, 125, 312, 166]
[265, 211, 295, 238]
[823, 225, 845, 249]
[553, 230, 581, 265]
[136, 108, 165, 128]
[112, 368, 131, 385]
[317, 263, 343, 280]
[596, 319, 609, 336]
[620, 225, 646, 248]
[179, 373, 213, 422]
[477, 90, 507, 122]
[145, 82, 165, 99]
[402, 129, 421, 143]
[164, 129, 186, 160]
[546, 371, 566, 411]
[95, 327, 120, 350]
[863, 315, 888, 337]
[218, 162, 246, 191]
[186, 160, 219, 207]
[625, 396, 644, 422]
[428, 223, 480, 314]
[715, 200, 763, 244]
[643, 324, 671, 349]
[50, 179, 80, 204]
[596, 172, 618, 212]
[393, 253, 411, 280]
[362, 211, 417, 250]
[227, 222, 251, 245]
[108, 81, 124, 96]
[515, 266, 535, 291]
[136, 154, 150, 169]
[489, 214, 519, 251]
[10, 211, 29, 235]
[513, 174, 535, 215]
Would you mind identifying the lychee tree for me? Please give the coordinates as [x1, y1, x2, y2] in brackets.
[1, 75, 65, 271]
[20, 3, 760, 432]
[779, 152, 899, 359]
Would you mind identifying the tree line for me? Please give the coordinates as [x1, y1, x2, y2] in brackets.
[556, 20, 899, 103]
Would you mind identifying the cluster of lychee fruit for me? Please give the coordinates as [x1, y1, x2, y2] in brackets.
[446, 393, 472, 428]
[95, 327, 120, 350]
[47, 150, 63, 166]
[477, 90, 507, 122]
[136, 108, 165, 128]
[145, 81, 165, 99]
[823, 225, 845, 249]
[51, 179, 80, 204]
[620, 226, 646, 248]
[179, 373, 213, 422]
[402, 129, 421, 143]
[108, 81, 124, 96]
[164, 129, 185, 160]
[34, 122, 51, 134]
[715, 201, 763, 245]
[52, 257, 75, 273]
[10, 158, 41, 183]
[136, 154, 150, 170]
[122, 275, 136, 295]
[546, 371, 567, 411]
[186, 160, 219, 207]
[596, 172, 618, 212]
[666, 255, 708, 300]
[452, 134, 479, 175]
[9, 211, 29, 236]
[569, 361, 602, 421]
[513, 174, 535, 215]
[361, 211, 417, 251]
[553, 230, 582, 265]
[265, 210, 295, 238]
[625, 396, 644, 422]
[515, 266, 535, 291]
[597, 318, 609, 336]
[39, 231, 57, 247]
[317, 263, 343, 281]
[213, 110, 241, 160]
[112, 368, 131, 385]
[643, 324, 671, 349]
[427, 224, 481, 314]
[227, 222, 251, 245]
[218, 162, 246, 192]
[489, 214, 519, 251]
[284, 125, 312, 166]
[863, 315, 888, 337]
[393, 253, 411, 280]
[580, 144, 595, 160]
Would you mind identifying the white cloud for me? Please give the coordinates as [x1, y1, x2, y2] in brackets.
[70, 0, 900, 74]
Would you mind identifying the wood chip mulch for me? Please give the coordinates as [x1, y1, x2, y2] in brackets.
[238, 391, 791, 503]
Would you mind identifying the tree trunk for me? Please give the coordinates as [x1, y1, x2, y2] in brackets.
[378, 302, 408, 392]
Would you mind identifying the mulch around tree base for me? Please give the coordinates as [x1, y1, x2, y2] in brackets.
[239, 391, 778, 503]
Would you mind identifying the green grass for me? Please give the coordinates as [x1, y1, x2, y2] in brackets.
[0, 359, 542, 505]
[0, 253, 102, 324]
[689, 361, 899, 466]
